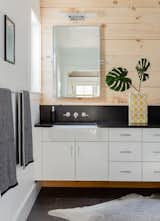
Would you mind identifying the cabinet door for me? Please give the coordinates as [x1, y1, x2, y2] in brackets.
[42, 142, 75, 180]
[76, 142, 108, 181]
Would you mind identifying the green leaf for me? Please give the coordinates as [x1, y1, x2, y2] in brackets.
[105, 67, 132, 92]
[136, 58, 150, 82]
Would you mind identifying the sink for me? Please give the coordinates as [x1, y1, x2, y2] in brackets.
[53, 122, 97, 128]
[53, 122, 97, 125]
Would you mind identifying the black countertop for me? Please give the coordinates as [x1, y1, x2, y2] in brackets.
[97, 122, 160, 128]
[35, 122, 160, 128]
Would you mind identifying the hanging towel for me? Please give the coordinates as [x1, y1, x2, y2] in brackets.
[0, 88, 18, 195]
[22, 91, 33, 167]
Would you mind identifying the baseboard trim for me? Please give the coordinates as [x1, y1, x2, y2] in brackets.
[13, 183, 41, 221]
[40, 181, 160, 189]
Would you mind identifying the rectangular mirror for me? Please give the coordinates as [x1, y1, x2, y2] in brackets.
[54, 26, 101, 98]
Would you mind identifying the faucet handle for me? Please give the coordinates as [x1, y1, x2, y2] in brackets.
[73, 112, 79, 119]
[81, 112, 89, 118]
[63, 112, 71, 118]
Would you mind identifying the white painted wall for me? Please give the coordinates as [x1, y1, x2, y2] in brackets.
[31, 10, 41, 92]
[0, 0, 41, 220]
[0, 0, 40, 91]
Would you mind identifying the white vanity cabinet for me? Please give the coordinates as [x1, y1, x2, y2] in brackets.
[33, 126, 160, 183]
[34, 127, 108, 181]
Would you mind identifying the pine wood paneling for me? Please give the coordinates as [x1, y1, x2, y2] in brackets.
[41, 1, 160, 105]
[41, 0, 130, 8]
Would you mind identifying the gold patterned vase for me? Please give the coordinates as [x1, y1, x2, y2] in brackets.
[129, 93, 148, 126]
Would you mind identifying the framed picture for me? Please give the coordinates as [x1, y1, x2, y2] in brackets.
[4, 15, 15, 64]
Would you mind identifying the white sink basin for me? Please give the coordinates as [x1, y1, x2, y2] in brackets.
[53, 124, 97, 129]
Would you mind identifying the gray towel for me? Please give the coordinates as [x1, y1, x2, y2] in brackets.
[0, 88, 18, 195]
[22, 91, 33, 167]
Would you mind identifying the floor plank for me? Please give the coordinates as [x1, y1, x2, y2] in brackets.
[27, 188, 160, 221]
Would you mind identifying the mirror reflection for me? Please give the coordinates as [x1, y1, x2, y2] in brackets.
[54, 26, 101, 98]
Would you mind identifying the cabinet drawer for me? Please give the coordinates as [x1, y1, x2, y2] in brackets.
[143, 143, 160, 161]
[109, 162, 142, 181]
[109, 128, 142, 142]
[42, 128, 75, 141]
[110, 142, 141, 162]
[75, 128, 108, 141]
[42, 128, 108, 141]
[143, 163, 160, 181]
[143, 129, 160, 142]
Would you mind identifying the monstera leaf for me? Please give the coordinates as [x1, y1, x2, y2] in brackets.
[106, 67, 132, 92]
[136, 58, 150, 82]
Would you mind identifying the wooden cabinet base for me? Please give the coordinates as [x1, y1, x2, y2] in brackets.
[40, 181, 160, 189]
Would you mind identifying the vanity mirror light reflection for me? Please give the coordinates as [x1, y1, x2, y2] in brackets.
[54, 26, 101, 98]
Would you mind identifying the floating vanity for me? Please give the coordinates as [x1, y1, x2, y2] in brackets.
[33, 105, 160, 188]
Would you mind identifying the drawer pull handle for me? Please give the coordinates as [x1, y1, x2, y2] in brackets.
[152, 151, 160, 154]
[120, 134, 131, 137]
[120, 150, 132, 154]
[120, 170, 132, 174]
[77, 146, 80, 157]
[70, 146, 74, 157]
[154, 134, 160, 137]
[154, 171, 160, 174]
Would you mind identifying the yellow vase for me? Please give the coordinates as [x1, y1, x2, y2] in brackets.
[129, 93, 148, 126]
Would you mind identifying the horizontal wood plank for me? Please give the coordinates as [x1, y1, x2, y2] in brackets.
[131, 0, 160, 8]
[104, 24, 160, 40]
[40, 181, 160, 188]
[40, 0, 130, 8]
[41, 8, 160, 24]
[104, 40, 160, 55]
[105, 55, 160, 72]
[42, 22, 160, 40]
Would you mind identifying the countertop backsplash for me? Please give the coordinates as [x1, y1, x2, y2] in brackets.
[37, 105, 160, 127]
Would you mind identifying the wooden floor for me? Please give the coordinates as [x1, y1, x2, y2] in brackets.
[27, 187, 160, 221]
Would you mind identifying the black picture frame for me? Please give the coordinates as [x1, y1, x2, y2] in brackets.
[4, 15, 15, 64]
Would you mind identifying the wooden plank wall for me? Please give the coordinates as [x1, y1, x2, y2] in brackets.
[41, 0, 160, 105]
